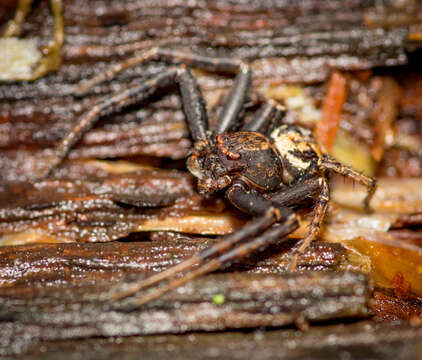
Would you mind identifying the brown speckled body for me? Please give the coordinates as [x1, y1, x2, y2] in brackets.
[216, 132, 284, 191]
[189, 125, 325, 198]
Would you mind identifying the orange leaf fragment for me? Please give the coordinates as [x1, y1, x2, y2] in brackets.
[316, 71, 348, 152]
[391, 272, 411, 300]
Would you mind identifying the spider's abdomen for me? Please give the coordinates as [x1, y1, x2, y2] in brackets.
[270, 124, 322, 184]
[216, 132, 284, 191]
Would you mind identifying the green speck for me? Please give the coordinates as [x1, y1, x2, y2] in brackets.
[212, 294, 225, 306]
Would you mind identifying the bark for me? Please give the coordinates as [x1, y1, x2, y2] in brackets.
[0, 271, 370, 357]
[0, 236, 359, 287]
[12, 321, 422, 360]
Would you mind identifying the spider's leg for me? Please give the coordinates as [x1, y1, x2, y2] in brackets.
[226, 181, 293, 217]
[288, 177, 330, 270]
[77, 47, 251, 133]
[110, 206, 281, 301]
[36, 69, 179, 180]
[111, 186, 295, 305]
[77, 48, 244, 95]
[321, 155, 377, 212]
[265, 104, 286, 136]
[241, 100, 286, 134]
[177, 66, 209, 141]
[76, 47, 161, 96]
[212, 63, 252, 134]
[131, 214, 298, 307]
[2, 0, 34, 37]
[36, 65, 212, 180]
[270, 177, 322, 209]
[241, 99, 278, 132]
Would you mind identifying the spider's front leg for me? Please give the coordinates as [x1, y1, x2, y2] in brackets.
[36, 50, 252, 179]
[76, 47, 248, 96]
[110, 186, 298, 307]
[36, 65, 212, 180]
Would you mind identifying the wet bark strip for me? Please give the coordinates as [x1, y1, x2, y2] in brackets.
[12, 321, 422, 360]
[0, 238, 358, 287]
[0, 271, 370, 357]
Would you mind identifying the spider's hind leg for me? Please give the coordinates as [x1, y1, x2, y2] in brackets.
[321, 155, 377, 212]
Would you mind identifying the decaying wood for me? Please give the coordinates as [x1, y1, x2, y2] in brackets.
[1, 157, 422, 298]
[2, 165, 422, 246]
[9, 321, 422, 360]
[0, 0, 416, 87]
[379, 71, 422, 177]
[0, 237, 362, 287]
[323, 180, 422, 297]
[372, 289, 422, 321]
[0, 271, 370, 357]
[330, 177, 422, 213]
[0, 0, 420, 184]
[0, 160, 245, 243]
[1, 70, 418, 184]
[0, 1, 421, 359]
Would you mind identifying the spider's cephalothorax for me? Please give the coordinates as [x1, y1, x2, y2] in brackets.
[34, 48, 377, 306]
[187, 124, 328, 208]
[188, 131, 284, 195]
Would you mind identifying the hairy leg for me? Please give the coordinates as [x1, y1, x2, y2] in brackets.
[321, 155, 377, 211]
[135, 216, 297, 307]
[77, 48, 246, 95]
[37, 51, 256, 179]
[288, 177, 330, 270]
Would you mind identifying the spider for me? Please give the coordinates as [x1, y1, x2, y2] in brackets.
[1, 0, 64, 81]
[34, 48, 377, 306]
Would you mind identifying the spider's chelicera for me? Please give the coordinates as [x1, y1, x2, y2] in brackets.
[35, 48, 377, 307]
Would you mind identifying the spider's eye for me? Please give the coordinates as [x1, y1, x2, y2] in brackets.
[226, 152, 240, 161]
[217, 134, 241, 160]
